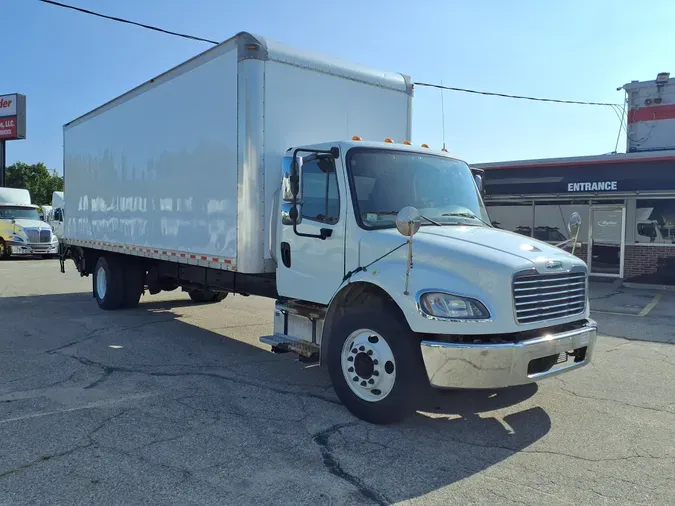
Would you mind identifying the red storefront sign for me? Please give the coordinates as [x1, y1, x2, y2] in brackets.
[0, 116, 17, 140]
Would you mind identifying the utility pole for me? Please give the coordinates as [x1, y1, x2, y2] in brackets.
[0, 140, 5, 187]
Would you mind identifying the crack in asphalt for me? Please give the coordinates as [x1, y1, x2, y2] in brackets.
[312, 422, 389, 505]
[53, 351, 341, 407]
[0, 409, 130, 480]
[556, 384, 675, 416]
[44, 318, 175, 354]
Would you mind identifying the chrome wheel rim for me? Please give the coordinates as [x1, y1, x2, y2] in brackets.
[341, 329, 396, 402]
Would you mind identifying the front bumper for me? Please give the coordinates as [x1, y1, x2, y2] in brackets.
[9, 243, 59, 256]
[420, 319, 597, 389]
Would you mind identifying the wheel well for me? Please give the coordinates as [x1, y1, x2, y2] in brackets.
[320, 282, 407, 366]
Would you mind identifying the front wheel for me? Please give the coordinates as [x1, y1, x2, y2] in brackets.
[327, 303, 427, 424]
[0, 240, 10, 260]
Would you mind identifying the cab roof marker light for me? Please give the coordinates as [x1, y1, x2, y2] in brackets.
[402, 140, 412, 145]
[384, 138, 394, 143]
[421, 143, 430, 148]
[352, 136, 362, 141]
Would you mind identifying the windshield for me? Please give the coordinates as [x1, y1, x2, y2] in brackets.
[0, 206, 41, 221]
[347, 149, 490, 228]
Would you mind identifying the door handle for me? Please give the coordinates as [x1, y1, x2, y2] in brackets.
[280, 242, 291, 268]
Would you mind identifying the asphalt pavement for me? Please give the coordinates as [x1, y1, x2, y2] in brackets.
[0, 259, 673, 505]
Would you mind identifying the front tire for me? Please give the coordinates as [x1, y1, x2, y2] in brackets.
[327, 302, 427, 425]
[0, 240, 10, 260]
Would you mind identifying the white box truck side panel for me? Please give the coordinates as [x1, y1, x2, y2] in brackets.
[260, 59, 412, 268]
[64, 43, 239, 268]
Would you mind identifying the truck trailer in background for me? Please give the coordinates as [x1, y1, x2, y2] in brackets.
[60, 32, 596, 424]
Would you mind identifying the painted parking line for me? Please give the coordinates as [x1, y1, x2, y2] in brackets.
[638, 294, 662, 317]
[591, 293, 662, 318]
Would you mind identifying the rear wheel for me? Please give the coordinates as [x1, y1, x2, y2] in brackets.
[93, 256, 125, 310]
[327, 302, 427, 425]
[188, 289, 227, 303]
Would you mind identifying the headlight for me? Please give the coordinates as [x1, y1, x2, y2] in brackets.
[418, 292, 490, 320]
[11, 235, 24, 242]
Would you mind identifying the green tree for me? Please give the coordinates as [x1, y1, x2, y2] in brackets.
[4, 162, 64, 205]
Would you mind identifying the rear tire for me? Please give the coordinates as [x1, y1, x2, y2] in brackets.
[188, 289, 227, 303]
[327, 301, 427, 425]
[93, 256, 125, 310]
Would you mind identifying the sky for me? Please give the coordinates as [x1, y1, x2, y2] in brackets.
[5, 0, 675, 174]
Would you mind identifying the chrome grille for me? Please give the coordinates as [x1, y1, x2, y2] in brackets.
[513, 271, 586, 324]
[25, 229, 52, 243]
[25, 229, 40, 243]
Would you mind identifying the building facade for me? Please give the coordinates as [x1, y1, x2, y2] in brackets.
[475, 151, 675, 284]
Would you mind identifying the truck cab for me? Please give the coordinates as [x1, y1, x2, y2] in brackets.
[49, 191, 65, 240]
[268, 139, 596, 423]
[0, 188, 60, 259]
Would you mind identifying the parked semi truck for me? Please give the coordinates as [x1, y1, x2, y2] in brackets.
[59, 32, 597, 424]
[0, 187, 60, 259]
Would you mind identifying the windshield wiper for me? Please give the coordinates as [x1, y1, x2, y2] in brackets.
[440, 211, 492, 227]
[370, 210, 442, 226]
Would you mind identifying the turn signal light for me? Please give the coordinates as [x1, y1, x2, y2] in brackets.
[421, 144, 430, 148]
[402, 140, 412, 145]
[352, 136, 362, 141]
[384, 138, 394, 143]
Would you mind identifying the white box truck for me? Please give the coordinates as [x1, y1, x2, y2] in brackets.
[60, 32, 597, 424]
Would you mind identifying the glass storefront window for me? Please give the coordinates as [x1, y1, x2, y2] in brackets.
[485, 201, 534, 237]
[533, 200, 590, 244]
[635, 198, 675, 244]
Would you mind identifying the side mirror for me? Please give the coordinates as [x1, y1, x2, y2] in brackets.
[568, 212, 582, 238]
[395, 206, 422, 237]
[281, 203, 302, 226]
[281, 155, 303, 203]
[474, 174, 483, 192]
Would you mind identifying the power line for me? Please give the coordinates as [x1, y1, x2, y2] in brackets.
[37, 0, 623, 109]
[36, 0, 219, 45]
[413, 82, 622, 107]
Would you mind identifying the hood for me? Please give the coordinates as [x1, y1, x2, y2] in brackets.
[359, 225, 585, 276]
[12, 219, 52, 231]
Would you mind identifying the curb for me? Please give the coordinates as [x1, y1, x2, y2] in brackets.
[622, 281, 675, 292]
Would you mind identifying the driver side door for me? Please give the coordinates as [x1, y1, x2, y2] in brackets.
[276, 155, 347, 304]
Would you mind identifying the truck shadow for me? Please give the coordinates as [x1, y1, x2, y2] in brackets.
[1, 291, 551, 504]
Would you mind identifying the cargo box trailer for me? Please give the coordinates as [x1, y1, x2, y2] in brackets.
[60, 32, 597, 424]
